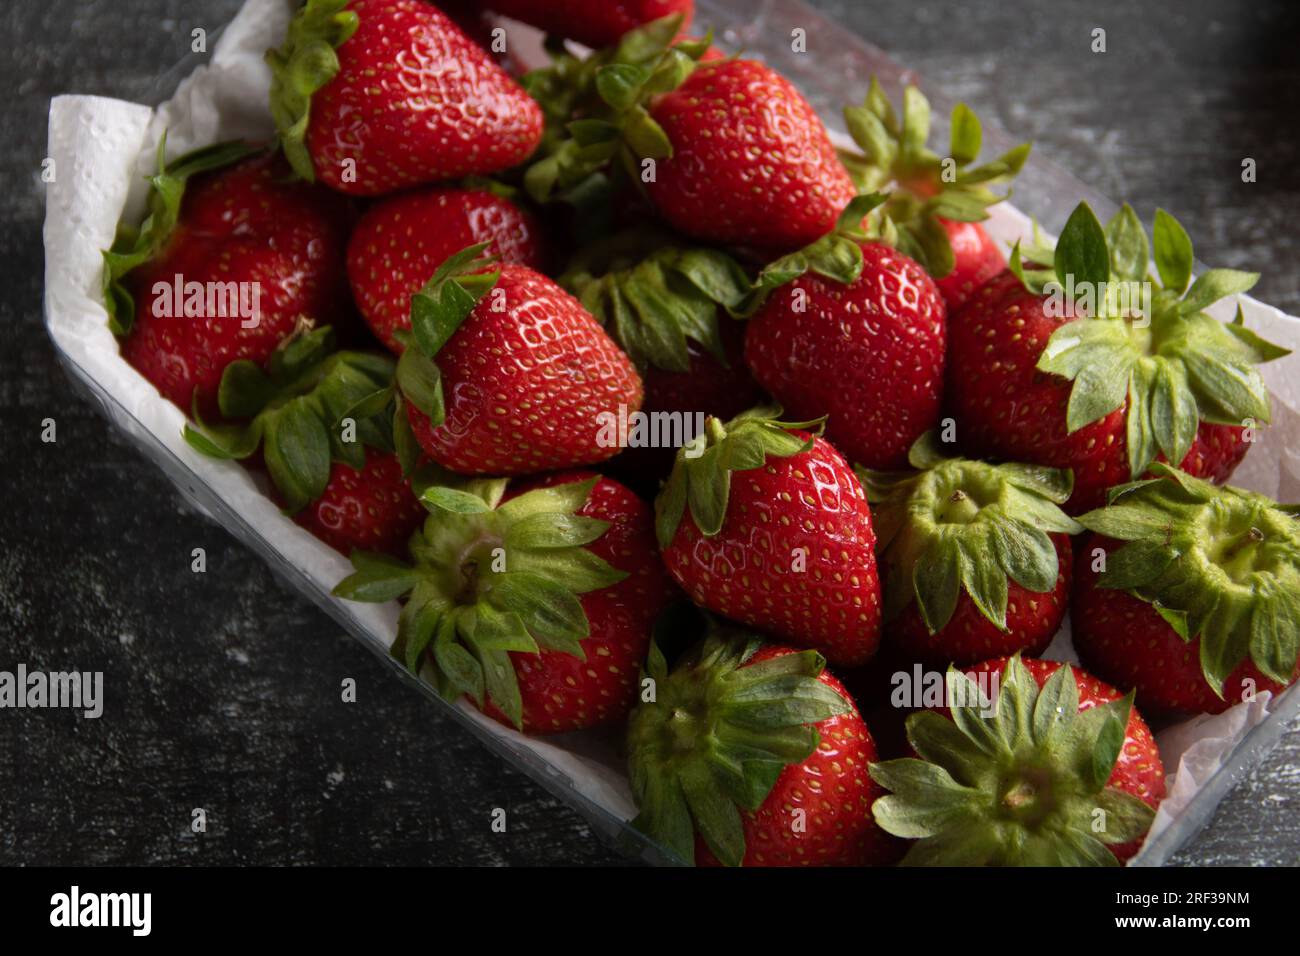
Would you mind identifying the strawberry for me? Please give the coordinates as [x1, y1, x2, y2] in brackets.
[655, 409, 882, 667]
[644, 59, 857, 251]
[391, 245, 643, 475]
[871, 654, 1165, 865]
[183, 326, 422, 556]
[333, 471, 675, 733]
[484, 1, 694, 49]
[946, 203, 1289, 513]
[626, 626, 898, 866]
[857, 433, 1080, 667]
[267, 0, 543, 196]
[744, 233, 947, 471]
[1072, 465, 1300, 716]
[347, 186, 546, 353]
[104, 142, 354, 416]
[840, 78, 1029, 311]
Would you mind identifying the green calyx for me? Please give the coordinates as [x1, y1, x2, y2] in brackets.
[1013, 202, 1288, 479]
[559, 229, 750, 372]
[626, 626, 851, 866]
[332, 475, 629, 729]
[841, 77, 1030, 278]
[522, 14, 712, 205]
[265, 0, 358, 182]
[394, 242, 501, 430]
[1078, 464, 1300, 694]
[856, 433, 1082, 633]
[870, 654, 1154, 866]
[654, 407, 823, 548]
[102, 135, 260, 335]
[183, 324, 397, 512]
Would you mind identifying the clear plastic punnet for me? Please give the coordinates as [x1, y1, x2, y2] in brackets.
[43, 0, 1300, 865]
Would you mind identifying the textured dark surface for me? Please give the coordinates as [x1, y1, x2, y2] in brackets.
[4, 0, 1298, 866]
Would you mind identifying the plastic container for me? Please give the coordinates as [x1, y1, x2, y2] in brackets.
[42, 0, 1300, 866]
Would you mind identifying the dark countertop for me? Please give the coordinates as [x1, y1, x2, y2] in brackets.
[4, 0, 1297, 866]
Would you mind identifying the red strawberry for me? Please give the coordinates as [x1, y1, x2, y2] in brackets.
[1072, 466, 1300, 716]
[292, 452, 424, 556]
[334, 471, 674, 734]
[871, 654, 1165, 864]
[857, 434, 1080, 667]
[485, 0, 694, 49]
[347, 187, 546, 353]
[936, 218, 1005, 310]
[627, 628, 898, 866]
[655, 411, 882, 667]
[646, 59, 857, 251]
[840, 79, 1027, 311]
[395, 249, 643, 475]
[106, 145, 354, 416]
[946, 203, 1287, 513]
[268, 0, 543, 196]
[745, 240, 947, 470]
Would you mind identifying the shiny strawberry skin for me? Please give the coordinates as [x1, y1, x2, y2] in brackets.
[406, 265, 643, 474]
[935, 218, 1004, 312]
[307, 0, 543, 195]
[484, 0, 693, 49]
[291, 451, 424, 557]
[946, 269, 1251, 513]
[483, 472, 677, 734]
[961, 656, 1165, 862]
[888, 534, 1072, 667]
[122, 153, 354, 415]
[696, 645, 899, 866]
[647, 60, 857, 252]
[1072, 534, 1294, 716]
[745, 242, 947, 470]
[662, 434, 883, 667]
[347, 187, 545, 353]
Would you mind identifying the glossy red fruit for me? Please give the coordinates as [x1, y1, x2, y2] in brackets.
[935, 218, 1004, 311]
[647, 59, 857, 252]
[347, 187, 545, 353]
[122, 153, 354, 416]
[480, 472, 677, 734]
[889, 535, 1072, 667]
[695, 645, 899, 866]
[959, 657, 1165, 862]
[661, 430, 882, 667]
[484, 0, 693, 49]
[406, 264, 643, 475]
[290, 452, 424, 557]
[745, 242, 947, 470]
[291, 0, 543, 195]
[946, 270, 1251, 513]
[1072, 534, 1292, 716]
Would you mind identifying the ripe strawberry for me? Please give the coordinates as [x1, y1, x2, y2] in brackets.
[946, 203, 1288, 512]
[872, 654, 1165, 864]
[655, 410, 882, 667]
[393, 246, 643, 475]
[334, 471, 674, 733]
[267, 0, 543, 196]
[745, 238, 947, 470]
[857, 433, 1080, 667]
[840, 78, 1028, 311]
[484, 0, 694, 49]
[646, 59, 858, 251]
[347, 187, 546, 353]
[1072, 465, 1300, 716]
[104, 143, 354, 416]
[627, 627, 898, 866]
[291, 452, 425, 556]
